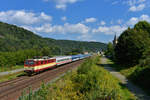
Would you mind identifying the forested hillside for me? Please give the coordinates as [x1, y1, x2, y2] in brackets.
[0, 21, 106, 53]
[0, 21, 106, 69]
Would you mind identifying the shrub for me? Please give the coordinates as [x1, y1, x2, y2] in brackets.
[127, 66, 150, 94]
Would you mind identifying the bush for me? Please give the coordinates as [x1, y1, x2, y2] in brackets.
[127, 66, 150, 94]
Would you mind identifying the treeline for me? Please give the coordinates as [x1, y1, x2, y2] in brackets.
[0, 46, 85, 68]
[0, 47, 60, 68]
[106, 21, 150, 94]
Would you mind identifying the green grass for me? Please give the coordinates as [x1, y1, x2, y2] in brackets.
[107, 59, 150, 96]
[0, 65, 24, 72]
[19, 56, 136, 100]
[0, 71, 26, 82]
[106, 59, 138, 77]
[120, 84, 137, 100]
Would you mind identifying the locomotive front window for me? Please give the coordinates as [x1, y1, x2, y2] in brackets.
[25, 61, 34, 65]
[25, 61, 29, 65]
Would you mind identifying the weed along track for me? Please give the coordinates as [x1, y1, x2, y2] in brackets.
[0, 60, 83, 100]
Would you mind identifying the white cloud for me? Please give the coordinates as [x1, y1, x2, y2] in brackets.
[100, 21, 106, 25]
[61, 16, 67, 21]
[127, 0, 146, 6]
[25, 23, 89, 35]
[0, 10, 52, 25]
[127, 17, 139, 25]
[56, 4, 66, 9]
[92, 25, 127, 35]
[140, 14, 150, 21]
[127, 14, 150, 25]
[121, 0, 147, 12]
[40, 12, 52, 21]
[77, 33, 93, 41]
[138, 0, 146, 3]
[84, 17, 97, 23]
[129, 4, 145, 12]
[127, 0, 137, 6]
[44, 0, 81, 10]
[64, 23, 89, 34]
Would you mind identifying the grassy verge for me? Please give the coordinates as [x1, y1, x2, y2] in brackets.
[0, 71, 26, 82]
[0, 65, 24, 72]
[107, 59, 150, 95]
[19, 56, 136, 100]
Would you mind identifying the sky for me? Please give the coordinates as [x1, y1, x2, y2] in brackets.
[0, 0, 150, 43]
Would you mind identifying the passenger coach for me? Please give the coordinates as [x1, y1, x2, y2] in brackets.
[55, 56, 72, 65]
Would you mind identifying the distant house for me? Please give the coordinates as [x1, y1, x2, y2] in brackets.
[84, 52, 89, 54]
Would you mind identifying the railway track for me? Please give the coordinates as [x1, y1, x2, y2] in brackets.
[0, 76, 27, 88]
[0, 60, 83, 100]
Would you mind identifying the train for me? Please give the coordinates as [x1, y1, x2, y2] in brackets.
[24, 54, 91, 74]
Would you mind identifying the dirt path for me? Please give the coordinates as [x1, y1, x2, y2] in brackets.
[100, 57, 150, 100]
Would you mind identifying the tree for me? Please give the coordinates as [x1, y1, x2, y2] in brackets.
[134, 21, 150, 35]
[0, 54, 7, 71]
[65, 48, 83, 55]
[41, 47, 52, 56]
[105, 42, 114, 58]
[115, 27, 150, 66]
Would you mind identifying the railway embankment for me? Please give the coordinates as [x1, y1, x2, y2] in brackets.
[19, 56, 136, 100]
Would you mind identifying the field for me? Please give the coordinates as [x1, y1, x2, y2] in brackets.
[19, 56, 136, 100]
